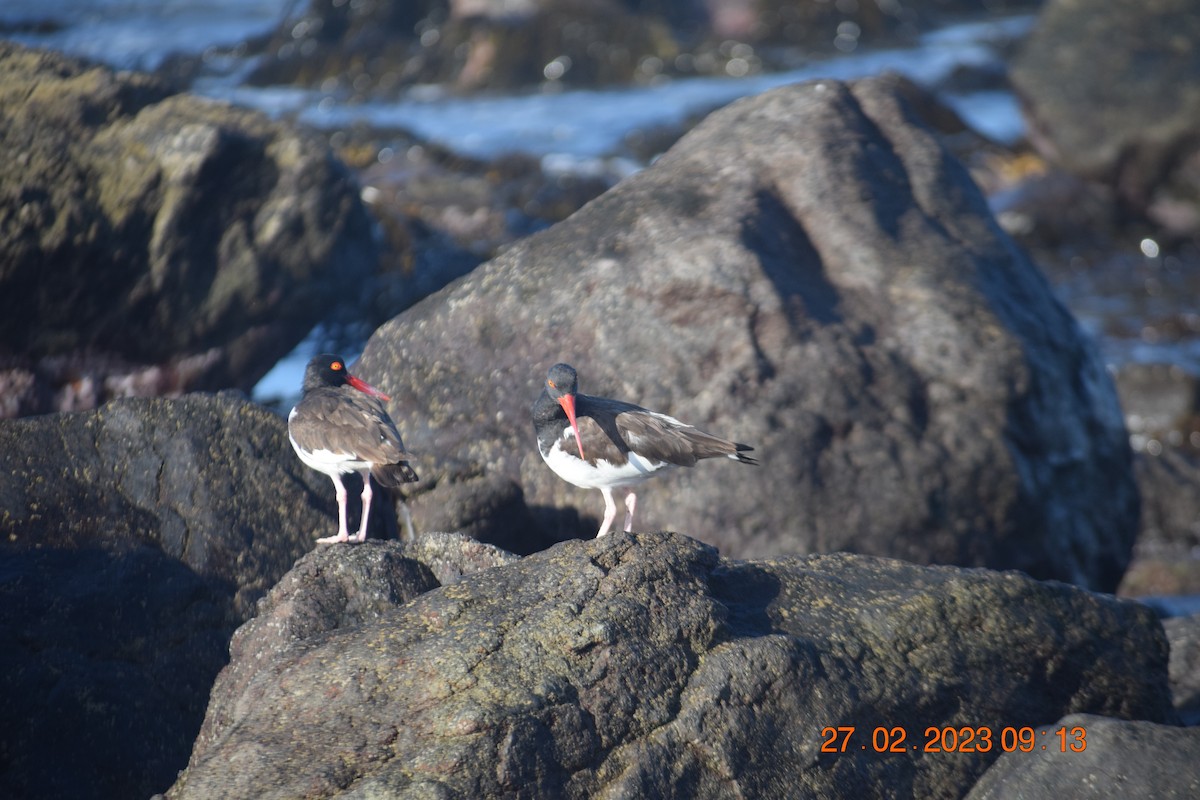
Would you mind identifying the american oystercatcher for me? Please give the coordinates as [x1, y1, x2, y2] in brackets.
[288, 354, 418, 544]
[533, 362, 757, 537]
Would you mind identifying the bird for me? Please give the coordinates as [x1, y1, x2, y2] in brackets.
[533, 362, 757, 537]
[288, 354, 418, 544]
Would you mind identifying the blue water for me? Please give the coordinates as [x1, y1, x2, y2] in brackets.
[1, 0, 286, 71]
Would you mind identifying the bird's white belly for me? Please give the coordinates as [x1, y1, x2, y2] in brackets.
[542, 434, 672, 489]
[289, 431, 369, 476]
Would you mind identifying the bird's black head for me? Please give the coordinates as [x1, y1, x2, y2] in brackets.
[544, 363, 579, 400]
[303, 354, 350, 392]
[542, 363, 584, 458]
[302, 353, 391, 400]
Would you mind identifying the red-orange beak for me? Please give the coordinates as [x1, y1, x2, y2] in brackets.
[557, 394, 585, 459]
[348, 374, 391, 402]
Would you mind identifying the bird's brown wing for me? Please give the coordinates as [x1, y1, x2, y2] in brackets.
[291, 388, 414, 466]
[603, 400, 755, 467]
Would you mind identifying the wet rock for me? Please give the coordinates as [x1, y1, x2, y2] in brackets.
[1010, 0, 1200, 233]
[965, 713, 1200, 799]
[0, 392, 334, 799]
[1164, 614, 1200, 725]
[0, 42, 377, 416]
[166, 531, 1170, 799]
[359, 77, 1136, 591]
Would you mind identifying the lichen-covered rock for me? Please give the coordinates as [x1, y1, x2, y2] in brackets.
[187, 537, 516, 765]
[0, 42, 377, 414]
[359, 77, 1137, 591]
[167, 531, 1171, 799]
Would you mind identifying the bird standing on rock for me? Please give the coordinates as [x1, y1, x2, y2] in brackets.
[533, 362, 757, 537]
[288, 354, 418, 544]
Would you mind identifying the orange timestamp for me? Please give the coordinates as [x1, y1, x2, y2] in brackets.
[820, 725, 1087, 754]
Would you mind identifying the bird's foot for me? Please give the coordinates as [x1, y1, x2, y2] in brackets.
[317, 531, 351, 544]
[351, 530, 368, 543]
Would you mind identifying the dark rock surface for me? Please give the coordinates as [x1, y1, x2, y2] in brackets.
[0, 392, 333, 799]
[247, 0, 678, 92]
[0, 42, 377, 416]
[0, 393, 334, 613]
[167, 531, 1170, 799]
[1111, 367, 1200, 596]
[965, 713, 1200, 799]
[0, 543, 234, 800]
[358, 77, 1136, 591]
[1010, 0, 1200, 233]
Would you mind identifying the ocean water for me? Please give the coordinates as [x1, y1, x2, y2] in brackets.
[0, 0, 287, 71]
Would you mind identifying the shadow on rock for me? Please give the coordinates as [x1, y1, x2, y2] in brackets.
[0, 545, 236, 800]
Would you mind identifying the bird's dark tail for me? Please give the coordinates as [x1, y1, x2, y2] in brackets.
[372, 461, 419, 488]
[732, 443, 758, 466]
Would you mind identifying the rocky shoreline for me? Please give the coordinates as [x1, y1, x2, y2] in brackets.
[4, 0, 1200, 797]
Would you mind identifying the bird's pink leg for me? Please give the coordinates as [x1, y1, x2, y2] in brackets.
[597, 487, 618, 537]
[623, 491, 637, 533]
[353, 473, 373, 543]
[318, 474, 351, 543]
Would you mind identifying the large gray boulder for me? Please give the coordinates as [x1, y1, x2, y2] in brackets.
[0, 42, 377, 415]
[167, 531, 1171, 799]
[359, 77, 1136, 590]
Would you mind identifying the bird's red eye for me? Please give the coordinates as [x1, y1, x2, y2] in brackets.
[548, 380, 556, 389]
[332, 361, 343, 371]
